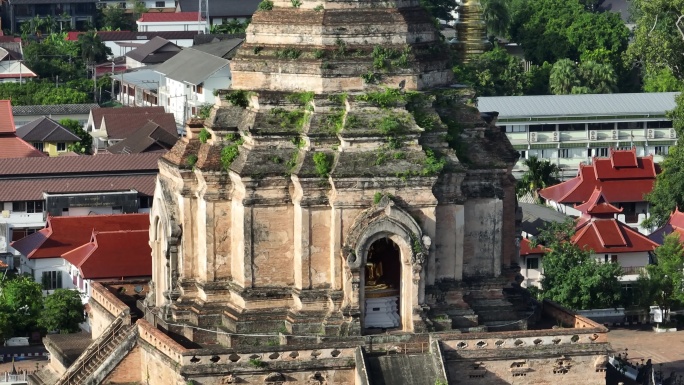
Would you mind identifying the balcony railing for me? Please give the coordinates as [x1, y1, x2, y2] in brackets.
[622, 266, 646, 276]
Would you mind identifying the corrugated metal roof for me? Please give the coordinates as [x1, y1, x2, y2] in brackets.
[0, 174, 156, 201]
[12, 103, 99, 116]
[0, 152, 161, 176]
[477, 92, 680, 119]
[16, 117, 81, 142]
[0, 100, 15, 133]
[177, 0, 260, 17]
[155, 47, 229, 85]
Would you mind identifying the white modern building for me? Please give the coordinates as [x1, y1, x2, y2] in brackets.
[136, 11, 207, 32]
[478, 92, 679, 179]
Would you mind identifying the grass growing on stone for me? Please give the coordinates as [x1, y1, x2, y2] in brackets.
[286, 91, 315, 107]
[275, 48, 302, 60]
[198, 128, 210, 143]
[357, 88, 406, 108]
[257, 0, 273, 11]
[269, 108, 308, 131]
[313, 152, 332, 178]
[225, 90, 250, 108]
[186, 154, 198, 168]
[221, 135, 244, 170]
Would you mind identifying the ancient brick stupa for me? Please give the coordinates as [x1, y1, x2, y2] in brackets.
[151, 0, 520, 339]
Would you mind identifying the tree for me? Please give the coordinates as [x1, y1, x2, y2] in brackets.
[635, 233, 684, 325]
[78, 32, 112, 64]
[643, 68, 684, 93]
[210, 19, 251, 35]
[419, 0, 458, 23]
[535, 220, 623, 310]
[549, 59, 617, 95]
[128, 0, 148, 21]
[39, 289, 84, 333]
[59, 118, 92, 154]
[480, 0, 511, 38]
[453, 46, 529, 96]
[0, 276, 43, 336]
[24, 33, 83, 81]
[516, 156, 560, 203]
[627, 0, 684, 84]
[99, 4, 135, 31]
[645, 92, 684, 227]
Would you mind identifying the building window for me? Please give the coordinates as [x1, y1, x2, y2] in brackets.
[647, 120, 672, 129]
[526, 257, 539, 270]
[506, 125, 526, 133]
[611, 255, 618, 263]
[654, 146, 669, 155]
[119, 2, 126, 8]
[558, 148, 569, 158]
[588, 122, 614, 131]
[196, 84, 203, 94]
[617, 121, 642, 130]
[589, 148, 609, 157]
[33, 142, 44, 152]
[12, 201, 26, 212]
[57, 142, 66, 152]
[528, 124, 555, 132]
[518, 150, 526, 159]
[559, 123, 585, 131]
[26, 200, 44, 213]
[41, 271, 62, 290]
[155, 1, 165, 7]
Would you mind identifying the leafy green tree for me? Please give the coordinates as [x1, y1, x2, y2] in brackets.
[0, 276, 43, 336]
[509, 0, 628, 67]
[578, 60, 617, 94]
[627, 0, 684, 85]
[453, 46, 528, 96]
[0, 81, 90, 105]
[645, 93, 684, 227]
[525, 62, 552, 95]
[515, 156, 560, 203]
[535, 220, 623, 310]
[128, 0, 148, 21]
[420, 0, 458, 23]
[210, 19, 251, 35]
[59, 119, 92, 154]
[99, 4, 135, 31]
[24, 33, 84, 81]
[39, 289, 84, 333]
[549, 59, 581, 95]
[643, 68, 684, 92]
[635, 233, 684, 325]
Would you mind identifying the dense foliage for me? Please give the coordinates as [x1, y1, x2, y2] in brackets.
[515, 156, 560, 203]
[39, 289, 85, 333]
[534, 221, 624, 310]
[549, 59, 617, 94]
[0, 276, 43, 339]
[98, 5, 136, 31]
[60, 118, 93, 154]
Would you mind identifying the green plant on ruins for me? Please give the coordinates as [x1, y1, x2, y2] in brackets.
[269, 108, 308, 130]
[225, 90, 250, 108]
[362, 71, 380, 84]
[357, 88, 411, 108]
[258, 0, 273, 11]
[221, 135, 244, 170]
[285, 91, 315, 107]
[275, 47, 302, 60]
[371, 45, 411, 71]
[313, 152, 332, 178]
[186, 154, 198, 168]
[291, 0, 302, 7]
[321, 109, 345, 134]
[198, 128, 210, 143]
[313, 4, 324, 11]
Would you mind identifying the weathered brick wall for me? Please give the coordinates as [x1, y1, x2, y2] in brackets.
[102, 345, 142, 384]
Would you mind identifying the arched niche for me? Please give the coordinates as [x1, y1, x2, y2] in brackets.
[342, 196, 431, 334]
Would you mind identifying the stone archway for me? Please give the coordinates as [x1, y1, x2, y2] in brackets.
[342, 196, 431, 334]
[364, 237, 402, 331]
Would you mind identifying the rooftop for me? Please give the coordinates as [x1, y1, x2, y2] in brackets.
[16, 117, 81, 142]
[101, 112, 177, 139]
[90, 106, 166, 131]
[125, 36, 181, 64]
[62, 229, 152, 279]
[478, 92, 679, 120]
[66, 31, 199, 42]
[138, 11, 200, 23]
[105, 121, 178, 154]
[520, 202, 569, 237]
[540, 149, 659, 204]
[0, 152, 161, 177]
[176, 0, 260, 17]
[650, 208, 684, 245]
[573, 216, 658, 254]
[11, 213, 150, 260]
[154, 47, 229, 85]
[12, 103, 99, 116]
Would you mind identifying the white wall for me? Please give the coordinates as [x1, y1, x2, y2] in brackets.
[592, 251, 650, 282]
[137, 20, 207, 33]
[107, 39, 194, 57]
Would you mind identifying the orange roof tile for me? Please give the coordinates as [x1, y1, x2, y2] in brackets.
[0, 136, 47, 159]
[572, 217, 658, 254]
[574, 187, 623, 216]
[0, 100, 15, 133]
[520, 238, 547, 256]
[62, 230, 151, 279]
[11, 214, 149, 259]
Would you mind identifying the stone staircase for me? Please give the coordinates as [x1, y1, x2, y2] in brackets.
[42, 316, 136, 385]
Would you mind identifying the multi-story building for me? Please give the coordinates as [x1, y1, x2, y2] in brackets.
[0, 153, 161, 271]
[478, 92, 678, 179]
[4, 0, 98, 33]
[97, 0, 175, 13]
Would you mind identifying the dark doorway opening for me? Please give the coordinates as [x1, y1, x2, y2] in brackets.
[364, 237, 401, 332]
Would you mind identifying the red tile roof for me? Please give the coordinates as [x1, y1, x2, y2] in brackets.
[539, 149, 658, 204]
[0, 100, 15, 133]
[0, 137, 47, 159]
[138, 12, 200, 22]
[0, 174, 156, 201]
[90, 107, 166, 131]
[10, 214, 149, 260]
[650, 208, 684, 244]
[62, 230, 151, 279]
[574, 187, 623, 216]
[572, 217, 658, 254]
[520, 238, 547, 256]
[101, 112, 177, 140]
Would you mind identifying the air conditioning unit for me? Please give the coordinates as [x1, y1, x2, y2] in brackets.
[612, 130, 618, 140]
[552, 131, 559, 142]
[589, 130, 597, 141]
[529, 132, 538, 142]
[647, 129, 655, 139]
[670, 128, 676, 139]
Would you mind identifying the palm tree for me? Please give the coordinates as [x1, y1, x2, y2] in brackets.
[579, 61, 617, 94]
[549, 59, 580, 95]
[480, 0, 510, 38]
[78, 32, 111, 63]
[516, 156, 561, 203]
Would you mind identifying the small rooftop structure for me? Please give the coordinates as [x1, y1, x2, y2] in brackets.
[88, 106, 166, 131]
[62, 229, 152, 279]
[650, 208, 684, 245]
[16, 117, 81, 143]
[539, 148, 659, 204]
[519, 202, 569, 237]
[125, 36, 181, 65]
[100, 112, 177, 140]
[573, 215, 658, 254]
[138, 11, 199, 23]
[155, 46, 230, 85]
[11, 213, 150, 260]
[176, 0, 260, 18]
[105, 121, 178, 154]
